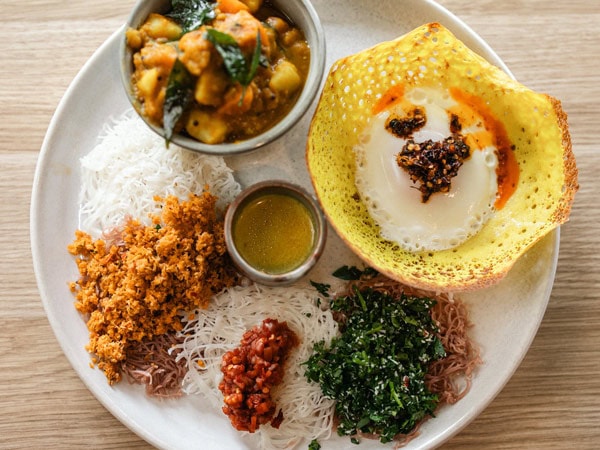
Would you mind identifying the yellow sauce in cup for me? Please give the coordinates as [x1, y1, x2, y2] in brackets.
[232, 193, 315, 274]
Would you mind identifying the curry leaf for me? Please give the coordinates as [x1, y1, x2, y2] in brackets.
[246, 30, 262, 84]
[332, 265, 364, 281]
[204, 28, 262, 86]
[332, 265, 379, 281]
[205, 29, 247, 82]
[310, 280, 331, 297]
[163, 59, 194, 145]
[167, 0, 216, 34]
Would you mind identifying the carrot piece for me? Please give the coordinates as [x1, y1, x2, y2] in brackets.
[218, 84, 254, 115]
[217, 0, 249, 14]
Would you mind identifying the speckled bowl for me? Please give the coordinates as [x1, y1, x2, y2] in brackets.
[306, 23, 577, 292]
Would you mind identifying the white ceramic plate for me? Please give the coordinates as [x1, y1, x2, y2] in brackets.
[31, 1, 559, 448]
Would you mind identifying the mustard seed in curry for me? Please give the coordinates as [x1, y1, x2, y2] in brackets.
[126, 0, 310, 145]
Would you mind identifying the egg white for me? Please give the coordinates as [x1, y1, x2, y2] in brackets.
[354, 87, 498, 252]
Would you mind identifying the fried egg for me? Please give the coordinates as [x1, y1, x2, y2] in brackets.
[355, 86, 498, 251]
[306, 23, 577, 291]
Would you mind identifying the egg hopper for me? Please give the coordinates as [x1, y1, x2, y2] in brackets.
[307, 23, 577, 292]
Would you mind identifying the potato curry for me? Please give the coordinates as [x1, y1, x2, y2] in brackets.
[126, 0, 310, 144]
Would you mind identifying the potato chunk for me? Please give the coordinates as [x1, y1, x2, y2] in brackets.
[133, 44, 177, 123]
[185, 109, 228, 144]
[140, 13, 182, 41]
[194, 67, 229, 107]
[240, 0, 263, 13]
[269, 61, 302, 95]
[125, 28, 143, 50]
[137, 68, 159, 97]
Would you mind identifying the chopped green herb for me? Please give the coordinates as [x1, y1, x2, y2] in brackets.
[433, 335, 446, 359]
[163, 59, 195, 144]
[310, 280, 331, 297]
[332, 265, 378, 281]
[167, 0, 216, 34]
[204, 28, 262, 87]
[307, 439, 321, 450]
[362, 266, 379, 278]
[332, 265, 363, 280]
[304, 288, 445, 443]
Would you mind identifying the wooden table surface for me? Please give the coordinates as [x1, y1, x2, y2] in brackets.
[2, 0, 599, 448]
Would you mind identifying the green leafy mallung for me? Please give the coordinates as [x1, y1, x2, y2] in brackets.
[304, 288, 446, 444]
[167, 0, 216, 34]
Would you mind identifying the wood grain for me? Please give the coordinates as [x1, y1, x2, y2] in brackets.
[1, 0, 598, 448]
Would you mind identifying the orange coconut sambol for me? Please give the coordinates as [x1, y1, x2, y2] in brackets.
[68, 192, 239, 384]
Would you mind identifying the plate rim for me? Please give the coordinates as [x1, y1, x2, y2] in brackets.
[30, 1, 559, 448]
